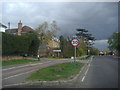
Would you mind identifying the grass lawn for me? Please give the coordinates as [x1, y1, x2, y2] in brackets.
[79, 56, 91, 60]
[27, 62, 84, 81]
[2, 59, 39, 66]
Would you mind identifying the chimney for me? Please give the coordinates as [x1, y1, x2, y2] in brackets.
[8, 22, 10, 33]
[8, 22, 10, 29]
[17, 20, 22, 35]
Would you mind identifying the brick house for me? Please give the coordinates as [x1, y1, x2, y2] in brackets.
[5, 21, 34, 35]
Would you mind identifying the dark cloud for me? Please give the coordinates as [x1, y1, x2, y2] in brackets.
[1, 2, 118, 50]
[2, 2, 117, 39]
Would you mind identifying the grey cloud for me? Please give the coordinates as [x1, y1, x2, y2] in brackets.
[2, 2, 118, 40]
[93, 40, 109, 51]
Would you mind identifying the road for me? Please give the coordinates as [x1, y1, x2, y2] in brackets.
[2, 56, 118, 88]
[2, 58, 73, 87]
[57, 56, 118, 88]
[80, 56, 118, 88]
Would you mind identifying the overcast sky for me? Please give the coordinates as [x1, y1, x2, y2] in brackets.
[1, 1, 118, 50]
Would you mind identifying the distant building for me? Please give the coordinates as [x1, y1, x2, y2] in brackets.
[38, 37, 60, 57]
[47, 37, 60, 49]
[0, 23, 7, 32]
[5, 21, 34, 35]
[39, 43, 47, 57]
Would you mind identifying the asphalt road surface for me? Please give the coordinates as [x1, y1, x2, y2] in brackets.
[57, 56, 118, 88]
[2, 56, 118, 88]
[2, 59, 72, 87]
[81, 56, 118, 88]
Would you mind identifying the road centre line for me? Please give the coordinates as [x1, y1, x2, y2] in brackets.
[3, 63, 43, 71]
[3, 61, 53, 71]
[3, 69, 37, 80]
[2, 61, 61, 80]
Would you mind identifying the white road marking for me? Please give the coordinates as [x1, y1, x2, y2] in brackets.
[3, 65, 29, 71]
[3, 83, 23, 87]
[81, 58, 92, 82]
[3, 61, 53, 71]
[81, 76, 85, 82]
[85, 68, 89, 75]
[3, 63, 43, 71]
[3, 61, 54, 80]
[3, 69, 36, 80]
[88, 64, 90, 67]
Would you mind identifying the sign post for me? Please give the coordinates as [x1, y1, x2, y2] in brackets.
[53, 50, 61, 57]
[74, 47, 76, 62]
[71, 38, 80, 62]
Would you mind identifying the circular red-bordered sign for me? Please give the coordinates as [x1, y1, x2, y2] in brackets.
[71, 38, 80, 47]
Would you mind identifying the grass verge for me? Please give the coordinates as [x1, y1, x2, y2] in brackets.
[2, 59, 39, 66]
[79, 56, 91, 60]
[27, 62, 84, 81]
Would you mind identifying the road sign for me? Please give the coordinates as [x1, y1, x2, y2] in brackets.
[71, 38, 80, 62]
[71, 38, 80, 47]
[53, 50, 61, 52]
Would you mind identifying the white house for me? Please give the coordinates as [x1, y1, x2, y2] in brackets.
[0, 23, 7, 32]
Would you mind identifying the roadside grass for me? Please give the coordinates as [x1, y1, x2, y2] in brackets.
[33, 56, 68, 59]
[2, 59, 39, 66]
[79, 56, 91, 60]
[27, 62, 84, 81]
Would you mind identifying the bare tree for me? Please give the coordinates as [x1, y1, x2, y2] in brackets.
[35, 21, 60, 44]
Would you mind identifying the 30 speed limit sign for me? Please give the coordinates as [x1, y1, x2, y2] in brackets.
[71, 38, 80, 47]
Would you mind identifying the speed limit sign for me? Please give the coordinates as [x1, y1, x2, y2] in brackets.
[71, 38, 80, 47]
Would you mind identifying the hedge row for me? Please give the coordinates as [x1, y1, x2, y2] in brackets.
[2, 32, 40, 56]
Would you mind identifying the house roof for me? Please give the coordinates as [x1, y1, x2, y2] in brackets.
[5, 28, 18, 33]
[22, 26, 34, 32]
[5, 26, 34, 33]
[0, 23, 7, 28]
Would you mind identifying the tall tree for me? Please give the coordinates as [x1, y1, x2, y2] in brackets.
[108, 32, 120, 55]
[77, 39, 87, 56]
[59, 35, 74, 58]
[76, 28, 95, 55]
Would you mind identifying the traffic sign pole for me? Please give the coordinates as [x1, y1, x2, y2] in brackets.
[71, 38, 80, 62]
[74, 47, 76, 62]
